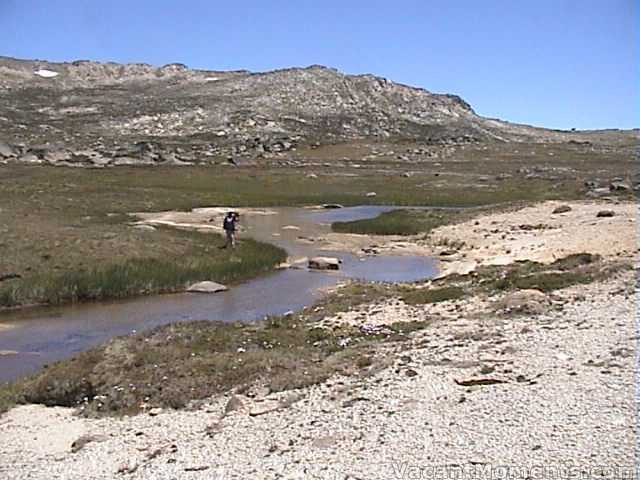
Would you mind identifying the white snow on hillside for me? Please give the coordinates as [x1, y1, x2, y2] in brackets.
[34, 69, 59, 78]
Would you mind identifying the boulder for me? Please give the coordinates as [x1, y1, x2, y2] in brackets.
[186, 281, 228, 293]
[132, 225, 156, 232]
[596, 210, 615, 218]
[43, 150, 71, 164]
[248, 400, 282, 417]
[223, 395, 246, 415]
[552, 205, 572, 214]
[308, 256, 341, 270]
[0, 142, 16, 158]
[493, 289, 550, 315]
[18, 153, 42, 164]
[434, 260, 477, 279]
[610, 181, 631, 192]
[70, 434, 108, 453]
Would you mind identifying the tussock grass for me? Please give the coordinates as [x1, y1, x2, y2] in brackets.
[0, 237, 285, 307]
[476, 253, 626, 294]
[332, 209, 459, 236]
[9, 313, 395, 416]
[401, 286, 466, 305]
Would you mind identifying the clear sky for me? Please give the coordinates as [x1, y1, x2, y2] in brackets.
[0, 0, 637, 129]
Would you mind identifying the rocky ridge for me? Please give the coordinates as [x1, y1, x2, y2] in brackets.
[2, 56, 632, 167]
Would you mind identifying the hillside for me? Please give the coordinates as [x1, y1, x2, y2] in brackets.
[0, 56, 635, 167]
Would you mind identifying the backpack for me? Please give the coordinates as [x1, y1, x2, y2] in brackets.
[223, 216, 235, 231]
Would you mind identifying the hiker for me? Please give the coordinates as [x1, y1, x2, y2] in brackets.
[222, 211, 239, 248]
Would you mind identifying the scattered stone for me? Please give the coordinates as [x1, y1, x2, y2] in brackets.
[0, 273, 21, 282]
[18, 153, 42, 164]
[454, 378, 507, 387]
[116, 462, 139, 475]
[204, 422, 223, 438]
[224, 395, 246, 415]
[132, 224, 156, 232]
[493, 289, 550, 315]
[552, 205, 572, 214]
[609, 182, 631, 192]
[479, 364, 495, 375]
[0, 142, 16, 158]
[187, 281, 228, 293]
[249, 400, 282, 417]
[148, 407, 163, 416]
[366, 192, 377, 197]
[342, 397, 369, 408]
[321, 204, 344, 209]
[70, 434, 108, 453]
[184, 466, 210, 472]
[311, 435, 339, 449]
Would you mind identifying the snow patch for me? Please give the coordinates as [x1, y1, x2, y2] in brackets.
[34, 69, 59, 78]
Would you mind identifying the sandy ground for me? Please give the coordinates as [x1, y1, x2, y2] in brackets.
[0, 199, 637, 479]
[133, 207, 278, 233]
[320, 200, 637, 278]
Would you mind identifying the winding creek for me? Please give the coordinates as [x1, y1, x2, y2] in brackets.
[0, 206, 438, 383]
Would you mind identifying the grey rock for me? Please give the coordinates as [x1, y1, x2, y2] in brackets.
[187, 281, 228, 293]
[132, 224, 156, 232]
[224, 395, 246, 415]
[18, 153, 42, 164]
[596, 210, 615, 218]
[308, 257, 341, 270]
[70, 434, 108, 453]
[610, 181, 631, 192]
[552, 205, 572, 214]
[0, 142, 16, 158]
[43, 150, 71, 163]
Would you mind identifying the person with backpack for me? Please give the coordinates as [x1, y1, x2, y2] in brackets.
[222, 211, 239, 248]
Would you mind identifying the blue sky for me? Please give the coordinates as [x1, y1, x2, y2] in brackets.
[0, 0, 636, 129]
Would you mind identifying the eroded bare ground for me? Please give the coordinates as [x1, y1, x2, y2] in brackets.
[0, 199, 637, 479]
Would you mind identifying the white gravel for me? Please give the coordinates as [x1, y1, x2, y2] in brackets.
[0, 271, 637, 479]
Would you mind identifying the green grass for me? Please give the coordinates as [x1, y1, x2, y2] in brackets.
[5, 312, 398, 416]
[332, 209, 459, 235]
[474, 254, 628, 294]
[0, 157, 599, 309]
[401, 286, 466, 305]
[331, 207, 508, 237]
[0, 235, 285, 307]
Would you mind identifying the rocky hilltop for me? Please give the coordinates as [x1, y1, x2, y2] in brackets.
[0, 56, 634, 167]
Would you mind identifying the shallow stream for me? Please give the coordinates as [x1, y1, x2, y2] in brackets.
[0, 206, 438, 383]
